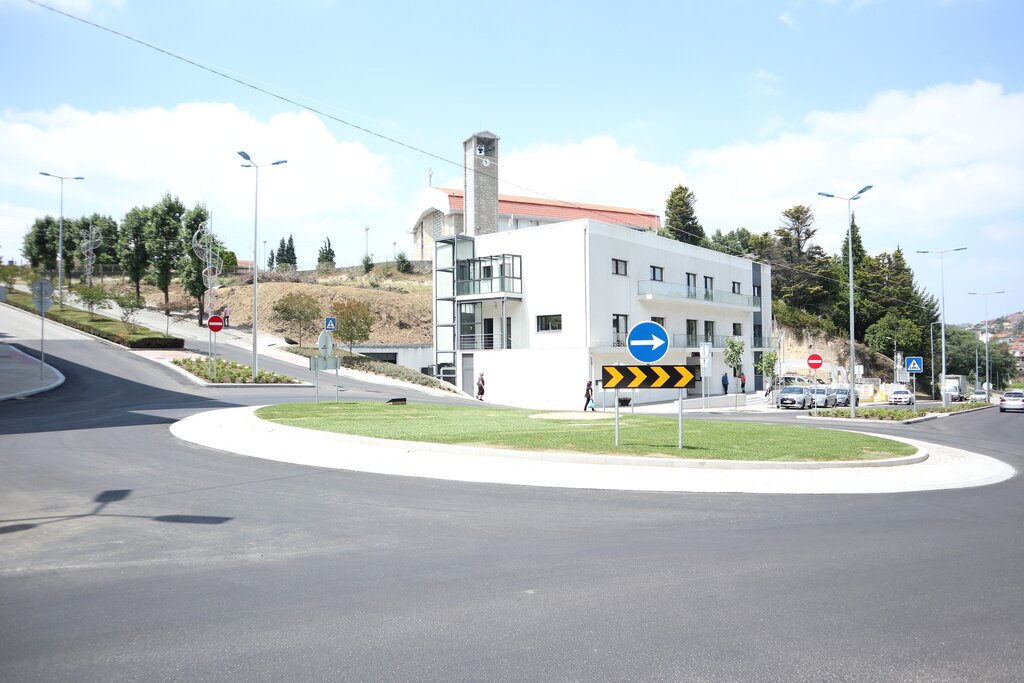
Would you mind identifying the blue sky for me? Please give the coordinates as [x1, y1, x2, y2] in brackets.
[2, 0, 1022, 323]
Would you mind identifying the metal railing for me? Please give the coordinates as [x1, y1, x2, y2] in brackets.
[458, 333, 513, 350]
[637, 280, 761, 308]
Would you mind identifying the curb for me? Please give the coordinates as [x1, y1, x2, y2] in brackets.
[0, 344, 66, 401]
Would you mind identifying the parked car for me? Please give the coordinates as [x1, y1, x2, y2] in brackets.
[888, 388, 915, 405]
[999, 391, 1024, 413]
[810, 386, 837, 408]
[968, 390, 988, 403]
[835, 387, 859, 406]
[778, 386, 813, 410]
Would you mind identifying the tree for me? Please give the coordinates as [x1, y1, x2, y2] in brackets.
[771, 205, 838, 317]
[23, 216, 59, 272]
[74, 214, 119, 282]
[284, 234, 297, 267]
[331, 299, 374, 351]
[318, 237, 335, 265]
[146, 193, 186, 314]
[395, 250, 413, 274]
[276, 238, 287, 266]
[267, 248, 276, 270]
[111, 291, 145, 333]
[662, 185, 705, 245]
[273, 292, 322, 347]
[72, 283, 111, 319]
[221, 250, 238, 273]
[706, 227, 754, 256]
[362, 254, 374, 274]
[864, 312, 923, 381]
[759, 350, 778, 390]
[118, 206, 150, 298]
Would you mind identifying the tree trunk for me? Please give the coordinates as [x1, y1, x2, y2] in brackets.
[197, 296, 205, 326]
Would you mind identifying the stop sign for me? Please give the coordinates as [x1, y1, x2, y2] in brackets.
[807, 353, 823, 369]
[208, 315, 224, 332]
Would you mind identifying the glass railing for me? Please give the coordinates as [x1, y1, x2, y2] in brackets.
[672, 334, 738, 348]
[637, 280, 761, 308]
[456, 276, 523, 295]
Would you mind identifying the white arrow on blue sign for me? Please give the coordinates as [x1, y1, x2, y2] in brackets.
[905, 356, 923, 373]
[325, 317, 337, 331]
[626, 321, 670, 364]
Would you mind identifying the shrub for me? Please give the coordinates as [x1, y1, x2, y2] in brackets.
[395, 251, 413, 274]
[73, 283, 111, 319]
[362, 254, 374, 274]
[111, 292, 145, 333]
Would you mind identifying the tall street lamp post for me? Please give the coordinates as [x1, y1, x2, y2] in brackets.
[968, 290, 1004, 399]
[365, 226, 370, 259]
[817, 185, 872, 417]
[238, 151, 287, 381]
[916, 247, 966, 407]
[39, 172, 84, 308]
[929, 321, 940, 400]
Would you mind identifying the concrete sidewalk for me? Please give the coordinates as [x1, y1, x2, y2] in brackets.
[0, 343, 65, 401]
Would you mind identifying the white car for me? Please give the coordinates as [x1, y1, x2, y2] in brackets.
[888, 388, 915, 405]
[1000, 391, 1024, 413]
[968, 391, 988, 403]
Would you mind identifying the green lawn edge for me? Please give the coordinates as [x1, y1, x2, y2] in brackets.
[256, 402, 916, 462]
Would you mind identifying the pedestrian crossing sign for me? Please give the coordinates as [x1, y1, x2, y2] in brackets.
[325, 317, 337, 332]
[905, 356, 923, 374]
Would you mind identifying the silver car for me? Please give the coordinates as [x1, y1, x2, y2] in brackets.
[835, 387, 859, 406]
[778, 386, 813, 410]
[888, 388, 915, 405]
[811, 387, 837, 408]
[999, 391, 1024, 413]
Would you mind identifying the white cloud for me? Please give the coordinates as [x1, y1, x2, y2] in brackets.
[779, 11, 796, 28]
[0, 103, 399, 269]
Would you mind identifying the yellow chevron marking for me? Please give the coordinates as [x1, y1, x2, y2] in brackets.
[604, 366, 624, 388]
[651, 366, 670, 387]
[673, 366, 695, 388]
[628, 366, 647, 388]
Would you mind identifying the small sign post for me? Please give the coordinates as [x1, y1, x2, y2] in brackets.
[31, 280, 54, 378]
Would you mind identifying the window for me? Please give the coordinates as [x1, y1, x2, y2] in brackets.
[537, 314, 562, 332]
[704, 276, 714, 291]
[732, 281, 741, 294]
[613, 258, 628, 276]
[733, 323, 742, 336]
[651, 316, 665, 326]
[704, 320, 715, 342]
[650, 266, 663, 281]
[612, 314, 628, 346]
[753, 284, 762, 298]
[686, 272, 697, 287]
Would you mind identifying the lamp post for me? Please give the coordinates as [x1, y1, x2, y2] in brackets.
[39, 172, 84, 308]
[818, 185, 872, 417]
[262, 240, 267, 272]
[238, 151, 287, 381]
[916, 247, 966, 406]
[929, 321, 939, 400]
[968, 290, 1004, 399]
[365, 226, 370, 259]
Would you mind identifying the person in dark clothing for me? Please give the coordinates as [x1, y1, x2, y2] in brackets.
[584, 381, 595, 411]
[721, 372, 729, 394]
[476, 373, 485, 400]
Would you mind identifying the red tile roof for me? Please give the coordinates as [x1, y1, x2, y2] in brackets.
[438, 188, 660, 230]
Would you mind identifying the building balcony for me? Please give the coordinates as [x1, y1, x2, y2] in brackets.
[752, 336, 777, 349]
[637, 280, 761, 309]
[458, 333, 513, 350]
[456, 277, 522, 297]
[672, 334, 738, 349]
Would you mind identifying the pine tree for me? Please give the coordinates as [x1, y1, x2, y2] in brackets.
[267, 248, 276, 270]
[285, 234, 297, 266]
[662, 185, 705, 245]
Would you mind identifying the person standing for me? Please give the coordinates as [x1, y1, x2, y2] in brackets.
[476, 372, 485, 401]
[740, 371, 746, 393]
[721, 371, 729, 394]
[584, 381, 595, 411]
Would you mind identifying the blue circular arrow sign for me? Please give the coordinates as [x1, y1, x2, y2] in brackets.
[626, 321, 670, 363]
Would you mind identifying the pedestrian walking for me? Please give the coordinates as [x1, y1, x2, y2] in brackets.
[476, 372, 485, 401]
[223, 306, 231, 328]
[721, 371, 729, 394]
[584, 381, 595, 411]
[740, 372, 746, 393]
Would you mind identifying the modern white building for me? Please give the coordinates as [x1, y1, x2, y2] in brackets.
[430, 132, 772, 410]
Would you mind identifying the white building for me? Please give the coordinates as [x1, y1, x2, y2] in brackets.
[430, 132, 772, 410]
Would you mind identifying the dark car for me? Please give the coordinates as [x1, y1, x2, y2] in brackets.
[835, 387, 859, 407]
[778, 386, 812, 410]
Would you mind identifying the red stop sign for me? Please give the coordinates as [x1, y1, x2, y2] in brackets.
[207, 315, 224, 332]
[807, 353, 823, 369]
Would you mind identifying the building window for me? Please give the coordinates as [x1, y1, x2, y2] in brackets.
[613, 258, 628, 276]
[686, 319, 698, 345]
[651, 316, 665, 326]
[537, 314, 562, 332]
[704, 320, 715, 342]
[686, 272, 697, 287]
[612, 314, 628, 346]
[704, 276, 714, 291]
[732, 281, 741, 294]
[733, 323, 742, 336]
[650, 266, 663, 281]
[753, 284, 761, 298]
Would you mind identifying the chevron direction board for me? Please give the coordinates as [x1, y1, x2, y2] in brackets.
[602, 365, 697, 389]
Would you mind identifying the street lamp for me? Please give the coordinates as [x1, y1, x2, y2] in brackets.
[929, 321, 940, 399]
[916, 247, 966, 406]
[365, 226, 370, 259]
[818, 184, 872, 417]
[238, 151, 287, 381]
[968, 290, 1004, 399]
[39, 172, 84, 307]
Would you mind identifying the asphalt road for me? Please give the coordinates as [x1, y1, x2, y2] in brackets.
[2, 305, 1023, 682]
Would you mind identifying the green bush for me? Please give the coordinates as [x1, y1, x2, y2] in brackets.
[395, 251, 413, 274]
[171, 356, 298, 384]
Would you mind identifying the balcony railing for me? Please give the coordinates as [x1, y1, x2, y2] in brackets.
[752, 336, 777, 349]
[637, 280, 761, 308]
[458, 333, 513, 350]
[672, 334, 737, 349]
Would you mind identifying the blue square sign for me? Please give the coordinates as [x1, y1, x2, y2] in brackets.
[904, 356, 923, 374]
[325, 317, 337, 331]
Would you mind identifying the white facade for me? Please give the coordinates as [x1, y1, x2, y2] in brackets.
[434, 219, 773, 410]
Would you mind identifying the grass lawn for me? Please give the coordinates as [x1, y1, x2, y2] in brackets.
[256, 402, 916, 462]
